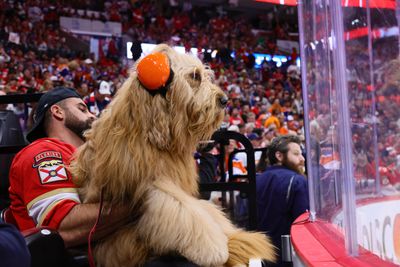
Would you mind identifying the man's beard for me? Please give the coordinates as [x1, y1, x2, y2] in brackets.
[282, 154, 304, 175]
[64, 111, 93, 140]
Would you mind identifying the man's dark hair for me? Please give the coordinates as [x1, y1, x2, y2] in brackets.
[267, 135, 302, 165]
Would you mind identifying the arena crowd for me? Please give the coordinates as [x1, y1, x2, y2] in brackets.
[0, 0, 302, 146]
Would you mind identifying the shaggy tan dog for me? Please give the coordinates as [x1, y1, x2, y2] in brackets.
[71, 44, 275, 267]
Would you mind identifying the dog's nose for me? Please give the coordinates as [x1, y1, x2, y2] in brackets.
[219, 95, 228, 107]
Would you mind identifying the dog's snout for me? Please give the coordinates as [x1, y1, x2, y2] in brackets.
[219, 95, 228, 107]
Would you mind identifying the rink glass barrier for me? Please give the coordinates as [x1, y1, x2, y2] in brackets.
[298, 0, 400, 264]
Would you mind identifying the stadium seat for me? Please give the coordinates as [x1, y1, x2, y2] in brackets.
[0, 110, 26, 210]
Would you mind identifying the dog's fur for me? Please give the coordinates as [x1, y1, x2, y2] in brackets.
[70, 44, 275, 267]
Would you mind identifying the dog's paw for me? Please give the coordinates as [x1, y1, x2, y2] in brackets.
[181, 232, 229, 267]
[225, 231, 276, 267]
[198, 246, 229, 267]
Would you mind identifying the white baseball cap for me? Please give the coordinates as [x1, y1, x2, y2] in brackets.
[99, 81, 111, 95]
[84, 58, 93, 64]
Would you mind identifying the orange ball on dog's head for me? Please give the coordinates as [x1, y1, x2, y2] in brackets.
[137, 52, 171, 91]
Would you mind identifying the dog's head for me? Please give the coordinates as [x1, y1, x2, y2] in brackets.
[108, 44, 227, 153]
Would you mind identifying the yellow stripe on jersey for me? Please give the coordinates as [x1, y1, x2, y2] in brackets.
[27, 188, 78, 210]
[37, 198, 67, 227]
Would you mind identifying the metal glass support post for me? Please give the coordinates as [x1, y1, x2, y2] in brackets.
[297, 0, 316, 221]
[366, 0, 381, 195]
[329, 0, 359, 256]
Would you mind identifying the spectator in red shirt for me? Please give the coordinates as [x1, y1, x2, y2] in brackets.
[229, 107, 244, 126]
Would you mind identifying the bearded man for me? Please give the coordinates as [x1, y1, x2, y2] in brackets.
[256, 135, 309, 267]
[9, 87, 131, 248]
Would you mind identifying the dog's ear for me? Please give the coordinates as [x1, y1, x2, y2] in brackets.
[146, 96, 172, 150]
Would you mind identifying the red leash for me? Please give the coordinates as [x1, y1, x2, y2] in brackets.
[88, 189, 104, 267]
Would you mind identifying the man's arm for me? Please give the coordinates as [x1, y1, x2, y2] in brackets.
[58, 202, 131, 248]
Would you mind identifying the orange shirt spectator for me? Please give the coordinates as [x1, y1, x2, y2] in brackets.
[278, 128, 288, 135]
[264, 110, 281, 129]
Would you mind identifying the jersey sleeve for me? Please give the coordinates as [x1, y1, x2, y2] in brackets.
[9, 140, 81, 230]
[26, 189, 80, 230]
